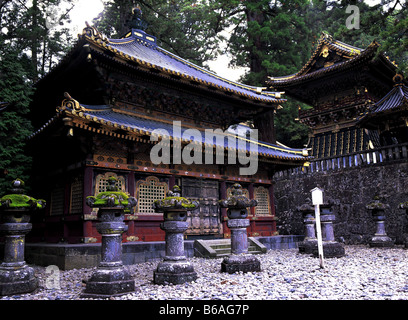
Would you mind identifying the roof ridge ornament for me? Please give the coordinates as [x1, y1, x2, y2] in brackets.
[60, 92, 83, 111]
[126, 5, 148, 31]
[321, 31, 333, 42]
[82, 21, 104, 42]
[393, 73, 404, 86]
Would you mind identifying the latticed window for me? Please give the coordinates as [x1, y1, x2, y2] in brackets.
[95, 172, 126, 195]
[50, 185, 64, 216]
[254, 186, 271, 215]
[136, 176, 168, 214]
[70, 176, 83, 214]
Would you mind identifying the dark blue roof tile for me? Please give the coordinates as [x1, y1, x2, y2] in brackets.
[371, 84, 408, 113]
[92, 29, 283, 104]
[78, 104, 307, 161]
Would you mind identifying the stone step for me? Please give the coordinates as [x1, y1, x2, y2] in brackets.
[193, 237, 267, 258]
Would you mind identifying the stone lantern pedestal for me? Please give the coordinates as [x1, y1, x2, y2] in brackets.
[81, 177, 137, 298]
[220, 183, 260, 274]
[316, 203, 345, 258]
[367, 198, 394, 248]
[297, 203, 317, 254]
[152, 186, 198, 285]
[0, 179, 46, 296]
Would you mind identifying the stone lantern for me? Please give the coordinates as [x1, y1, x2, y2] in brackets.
[366, 195, 394, 248]
[297, 201, 317, 254]
[219, 183, 260, 273]
[81, 176, 137, 298]
[317, 202, 345, 257]
[398, 201, 408, 248]
[152, 185, 199, 285]
[0, 179, 46, 296]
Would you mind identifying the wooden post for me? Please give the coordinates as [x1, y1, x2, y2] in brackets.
[82, 166, 94, 241]
[311, 187, 325, 269]
[220, 180, 228, 237]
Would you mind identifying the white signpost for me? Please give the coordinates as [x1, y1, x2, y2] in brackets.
[311, 187, 325, 269]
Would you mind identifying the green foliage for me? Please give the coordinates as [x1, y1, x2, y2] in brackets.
[274, 99, 310, 148]
[1, 0, 74, 81]
[0, 48, 33, 195]
[93, 0, 228, 66]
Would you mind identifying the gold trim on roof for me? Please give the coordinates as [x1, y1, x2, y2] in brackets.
[80, 23, 285, 104]
[268, 32, 369, 82]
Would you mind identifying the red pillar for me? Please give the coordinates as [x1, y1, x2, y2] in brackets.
[128, 171, 135, 196]
[269, 183, 277, 234]
[248, 183, 255, 216]
[169, 174, 176, 189]
[82, 166, 94, 241]
[220, 180, 228, 238]
[126, 171, 136, 242]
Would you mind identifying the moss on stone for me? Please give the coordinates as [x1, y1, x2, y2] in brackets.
[86, 191, 131, 207]
[0, 194, 45, 209]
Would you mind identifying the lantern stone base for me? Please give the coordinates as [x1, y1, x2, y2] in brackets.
[81, 266, 136, 298]
[154, 259, 197, 285]
[369, 235, 394, 248]
[0, 265, 38, 296]
[298, 240, 317, 254]
[312, 241, 345, 258]
[221, 254, 261, 274]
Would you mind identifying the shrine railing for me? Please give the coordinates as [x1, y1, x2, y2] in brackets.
[274, 142, 408, 180]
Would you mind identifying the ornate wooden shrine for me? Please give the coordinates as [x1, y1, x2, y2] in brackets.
[267, 32, 398, 159]
[27, 18, 309, 244]
[358, 74, 408, 146]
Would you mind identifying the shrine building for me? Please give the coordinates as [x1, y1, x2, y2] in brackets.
[267, 32, 399, 159]
[358, 74, 408, 145]
[27, 18, 310, 245]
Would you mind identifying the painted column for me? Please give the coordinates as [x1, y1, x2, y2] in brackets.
[82, 166, 94, 242]
[220, 180, 228, 237]
[269, 183, 277, 234]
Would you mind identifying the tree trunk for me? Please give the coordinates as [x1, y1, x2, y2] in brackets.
[245, 1, 267, 80]
[31, 0, 39, 81]
[254, 110, 276, 144]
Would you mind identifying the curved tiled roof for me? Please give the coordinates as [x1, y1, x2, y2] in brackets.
[82, 26, 285, 104]
[267, 32, 396, 87]
[30, 100, 310, 162]
[370, 83, 408, 114]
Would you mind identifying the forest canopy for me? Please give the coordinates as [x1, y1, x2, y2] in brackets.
[0, 0, 407, 193]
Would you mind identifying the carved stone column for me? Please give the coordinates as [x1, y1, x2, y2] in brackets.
[219, 183, 260, 273]
[81, 177, 137, 298]
[152, 185, 198, 285]
[0, 179, 46, 296]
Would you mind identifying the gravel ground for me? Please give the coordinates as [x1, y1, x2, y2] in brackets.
[1, 245, 408, 300]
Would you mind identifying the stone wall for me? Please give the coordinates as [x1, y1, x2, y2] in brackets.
[274, 158, 408, 245]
